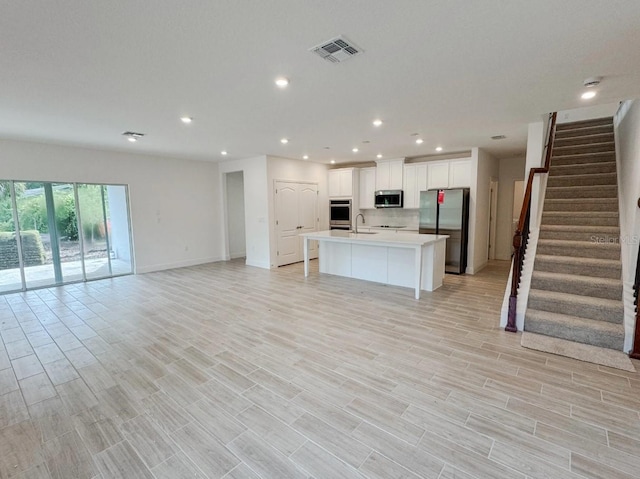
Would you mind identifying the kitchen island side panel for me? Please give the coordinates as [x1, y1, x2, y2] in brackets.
[352, 244, 389, 283]
[319, 241, 352, 276]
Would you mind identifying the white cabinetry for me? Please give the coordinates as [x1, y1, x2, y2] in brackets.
[375, 159, 404, 190]
[427, 158, 472, 190]
[427, 161, 450, 190]
[403, 163, 428, 209]
[449, 159, 472, 188]
[328, 168, 355, 197]
[359, 167, 376, 209]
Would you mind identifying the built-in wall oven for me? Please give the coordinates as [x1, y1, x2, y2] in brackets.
[329, 199, 352, 230]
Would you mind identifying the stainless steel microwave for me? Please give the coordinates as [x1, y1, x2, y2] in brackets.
[375, 190, 403, 208]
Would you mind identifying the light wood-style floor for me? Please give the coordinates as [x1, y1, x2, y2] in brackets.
[1, 259, 640, 479]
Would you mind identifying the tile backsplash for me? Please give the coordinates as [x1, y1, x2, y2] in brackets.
[358, 208, 419, 229]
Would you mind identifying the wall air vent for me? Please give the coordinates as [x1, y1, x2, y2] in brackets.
[122, 131, 145, 143]
[491, 135, 507, 140]
[310, 36, 363, 63]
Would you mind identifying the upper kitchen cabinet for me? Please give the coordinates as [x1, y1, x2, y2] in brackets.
[426, 161, 450, 190]
[328, 168, 356, 197]
[375, 159, 404, 190]
[403, 163, 428, 209]
[449, 159, 472, 188]
[359, 167, 376, 209]
[427, 158, 471, 190]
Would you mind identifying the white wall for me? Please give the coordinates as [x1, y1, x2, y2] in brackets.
[218, 156, 270, 269]
[0, 139, 222, 273]
[557, 102, 618, 124]
[225, 171, 246, 259]
[469, 148, 499, 273]
[614, 99, 640, 352]
[266, 156, 329, 268]
[495, 157, 526, 260]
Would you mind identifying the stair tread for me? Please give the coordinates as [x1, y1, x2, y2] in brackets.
[544, 198, 618, 202]
[535, 254, 621, 267]
[540, 225, 619, 232]
[542, 211, 618, 217]
[537, 238, 619, 247]
[532, 270, 622, 287]
[553, 141, 614, 148]
[525, 308, 625, 334]
[548, 171, 617, 178]
[528, 289, 624, 310]
[555, 131, 613, 138]
[551, 161, 616, 168]
[555, 117, 612, 128]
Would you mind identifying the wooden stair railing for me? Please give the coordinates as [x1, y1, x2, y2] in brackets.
[630, 200, 640, 359]
[506, 112, 557, 332]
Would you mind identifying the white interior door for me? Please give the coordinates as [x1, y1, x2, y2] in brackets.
[298, 184, 318, 259]
[275, 182, 300, 266]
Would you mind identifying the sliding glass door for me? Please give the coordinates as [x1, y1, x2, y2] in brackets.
[0, 181, 24, 293]
[0, 179, 133, 293]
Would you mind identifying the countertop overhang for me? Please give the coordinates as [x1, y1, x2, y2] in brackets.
[300, 230, 448, 247]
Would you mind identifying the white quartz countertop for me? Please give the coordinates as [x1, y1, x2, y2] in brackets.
[301, 230, 448, 246]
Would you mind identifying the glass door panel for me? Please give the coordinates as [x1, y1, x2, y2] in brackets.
[105, 185, 133, 275]
[78, 184, 110, 280]
[0, 181, 23, 293]
[52, 183, 83, 283]
[15, 182, 56, 289]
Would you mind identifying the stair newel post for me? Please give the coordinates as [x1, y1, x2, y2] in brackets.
[506, 231, 523, 332]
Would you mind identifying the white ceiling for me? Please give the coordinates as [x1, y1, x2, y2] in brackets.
[1, 1, 640, 164]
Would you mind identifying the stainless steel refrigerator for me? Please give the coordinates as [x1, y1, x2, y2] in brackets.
[419, 188, 470, 274]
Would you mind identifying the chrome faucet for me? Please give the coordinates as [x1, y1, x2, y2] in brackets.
[354, 213, 365, 234]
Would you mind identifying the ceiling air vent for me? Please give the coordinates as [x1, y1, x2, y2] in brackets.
[491, 135, 507, 140]
[310, 36, 363, 63]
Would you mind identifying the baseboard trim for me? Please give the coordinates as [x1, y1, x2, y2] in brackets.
[136, 256, 224, 274]
[245, 259, 271, 270]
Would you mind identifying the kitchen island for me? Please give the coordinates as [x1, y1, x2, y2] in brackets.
[300, 230, 448, 299]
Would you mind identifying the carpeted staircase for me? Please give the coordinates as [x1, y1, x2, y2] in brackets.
[524, 117, 625, 350]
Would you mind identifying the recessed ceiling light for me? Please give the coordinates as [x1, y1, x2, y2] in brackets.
[280, 138, 289, 144]
[275, 77, 289, 88]
[581, 91, 597, 100]
[373, 119, 383, 127]
[180, 116, 193, 124]
[303, 155, 309, 160]
[352, 148, 359, 153]
[330, 160, 336, 164]
[435, 146, 443, 152]
[376, 154, 383, 159]
[221, 151, 228, 155]
[415, 139, 424, 145]
[127, 137, 137, 143]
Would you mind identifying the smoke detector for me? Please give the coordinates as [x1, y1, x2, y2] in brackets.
[583, 76, 602, 88]
[310, 36, 363, 63]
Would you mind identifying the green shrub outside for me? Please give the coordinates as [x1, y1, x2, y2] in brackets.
[0, 230, 46, 269]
